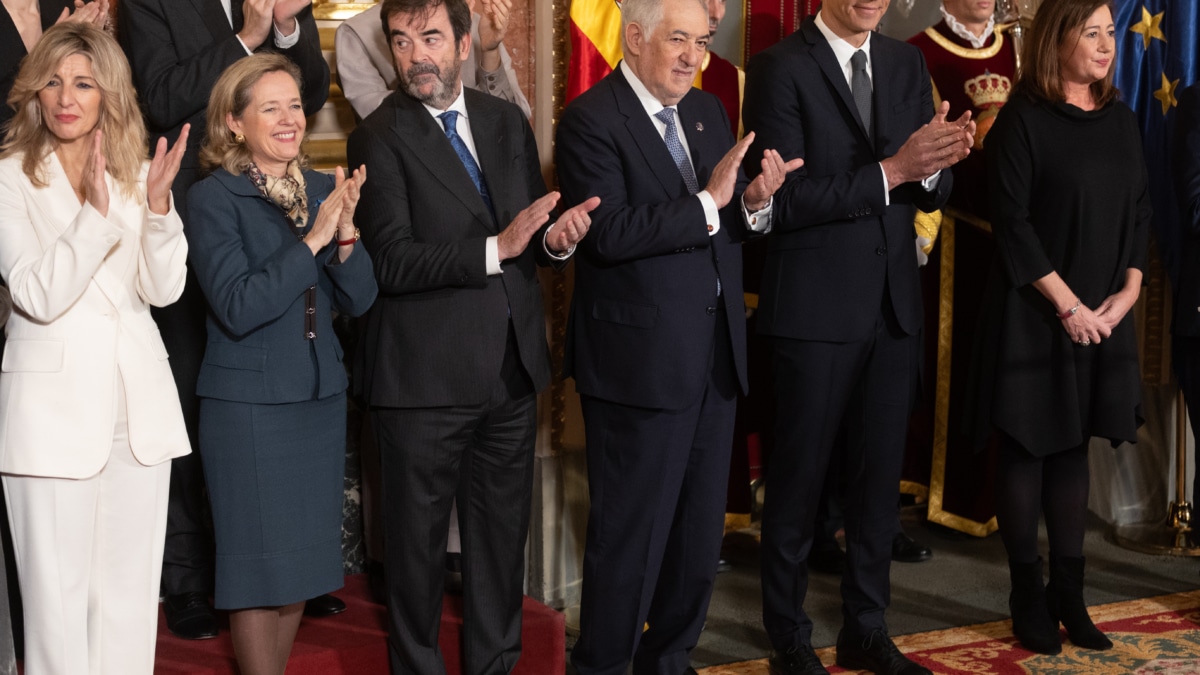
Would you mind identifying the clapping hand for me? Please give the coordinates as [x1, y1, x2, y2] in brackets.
[238, 0, 277, 51]
[58, 0, 110, 28]
[546, 196, 599, 254]
[147, 124, 189, 216]
[335, 165, 367, 260]
[83, 129, 109, 218]
[272, 0, 311, 36]
[744, 148, 803, 212]
[880, 100, 975, 189]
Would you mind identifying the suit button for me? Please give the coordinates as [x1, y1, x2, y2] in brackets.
[876, 247, 887, 256]
[706, 306, 716, 315]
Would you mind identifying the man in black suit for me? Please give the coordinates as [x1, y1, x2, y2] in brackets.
[1173, 82, 1200, 525]
[117, 0, 330, 638]
[346, 0, 594, 672]
[556, 0, 797, 672]
[742, 1, 974, 673]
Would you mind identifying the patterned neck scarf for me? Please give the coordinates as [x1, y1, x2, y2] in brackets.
[244, 160, 309, 232]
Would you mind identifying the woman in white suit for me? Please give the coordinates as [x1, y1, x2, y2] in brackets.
[0, 22, 190, 674]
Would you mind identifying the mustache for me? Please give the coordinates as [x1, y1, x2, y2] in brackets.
[406, 63, 441, 79]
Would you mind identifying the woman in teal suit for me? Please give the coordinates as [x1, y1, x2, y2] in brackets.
[186, 53, 376, 675]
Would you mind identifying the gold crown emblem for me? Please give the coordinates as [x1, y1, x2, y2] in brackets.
[964, 71, 1012, 108]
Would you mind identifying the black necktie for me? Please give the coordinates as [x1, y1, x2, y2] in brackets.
[230, 0, 244, 32]
[850, 50, 872, 138]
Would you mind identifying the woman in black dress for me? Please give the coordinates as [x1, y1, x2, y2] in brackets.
[980, 0, 1149, 656]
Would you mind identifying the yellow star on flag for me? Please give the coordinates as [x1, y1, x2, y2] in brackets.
[1130, 5, 1167, 49]
[1154, 72, 1179, 114]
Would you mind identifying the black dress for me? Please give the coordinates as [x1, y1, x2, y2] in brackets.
[0, 0, 74, 134]
[970, 93, 1150, 457]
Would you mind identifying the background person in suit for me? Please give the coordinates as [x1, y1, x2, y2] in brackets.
[0, 22, 190, 674]
[742, 0, 974, 672]
[336, 0, 528, 120]
[187, 53, 377, 675]
[1174, 82, 1200, 566]
[117, 0, 333, 638]
[556, 0, 797, 671]
[346, 0, 594, 671]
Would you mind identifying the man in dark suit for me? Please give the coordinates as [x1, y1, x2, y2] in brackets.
[1173, 82, 1200, 529]
[346, 0, 594, 672]
[117, 0, 331, 638]
[556, 0, 797, 672]
[741, 1, 974, 673]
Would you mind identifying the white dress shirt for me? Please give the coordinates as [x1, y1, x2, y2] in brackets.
[220, 0, 300, 54]
[814, 11, 940, 206]
[619, 60, 772, 236]
[427, 90, 569, 275]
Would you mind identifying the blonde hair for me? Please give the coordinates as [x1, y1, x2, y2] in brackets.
[200, 53, 306, 175]
[1, 22, 147, 200]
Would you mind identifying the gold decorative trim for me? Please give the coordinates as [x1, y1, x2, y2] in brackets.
[922, 24, 1005, 60]
[313, 1, 377, 21]
[549, 0, 570, 454]
[924, 214, 999, 538]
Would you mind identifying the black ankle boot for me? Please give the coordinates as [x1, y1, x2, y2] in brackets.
[1047, 555, 1113, 650]
[1008, 558, 1062, 654]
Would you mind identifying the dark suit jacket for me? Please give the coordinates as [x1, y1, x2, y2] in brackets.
[0, 0, 74, 133]
[347, 88, 557, 408]
[743, 18, 952, 343]
[186, 168, 378, 404]
[555, 67, 749, 411]
[118, 0, 329, 209]
[1173, 82, 1200, 337]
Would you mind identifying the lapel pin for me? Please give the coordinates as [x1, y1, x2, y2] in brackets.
[695, 122, 704, 131]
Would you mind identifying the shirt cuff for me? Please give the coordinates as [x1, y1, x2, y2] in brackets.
[486, 235, 502, 275]
[743, 195, 773, 233]
[274, 20, 301, 49]
[878, 162, 891, 207]
[697, 190, 721, 236]
[921, 170, 942, 192]
[236, 34, 254, 56]
[543, 224, 575, 260]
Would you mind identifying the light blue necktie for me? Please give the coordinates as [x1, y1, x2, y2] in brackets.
[654, 107, 700, 195]
[438, 111, 495, 217]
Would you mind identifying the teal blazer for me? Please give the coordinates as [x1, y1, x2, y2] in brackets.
[187, 168, 377, 404]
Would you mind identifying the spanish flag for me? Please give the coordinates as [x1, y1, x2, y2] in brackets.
[567, 0, 624, 102]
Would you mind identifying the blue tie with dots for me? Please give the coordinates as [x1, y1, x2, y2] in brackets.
[438, 111, 495, 216]
[654, 107, 700, 195]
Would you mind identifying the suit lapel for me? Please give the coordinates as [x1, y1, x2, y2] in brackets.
[190, 0, 236, 45]
[467, 92, 505, 233]
[870, 35, 895, 156]
[389, 94, 496, 234]
[803, 21, 871, 144]
[612, 68, 694, 198]
[39, 153, 127, 311]
[676, 92, 714, 187]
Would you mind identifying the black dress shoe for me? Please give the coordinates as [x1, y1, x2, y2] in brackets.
[836, 629, 931, 675]
[163, 592, 218, 640]
[303, 594, 347, 617]
[768, 644, 829, 675]
[891, 532, 932, 563]
[808, 546, 847, 575]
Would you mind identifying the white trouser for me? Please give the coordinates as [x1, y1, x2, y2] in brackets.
[3, 380, 171, 675]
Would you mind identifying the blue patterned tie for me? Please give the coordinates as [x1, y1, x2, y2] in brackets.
[438, 111, 495, 216]
[654, 108, 700, 195]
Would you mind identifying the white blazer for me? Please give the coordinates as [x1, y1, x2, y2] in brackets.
[0, 151, 190, 478]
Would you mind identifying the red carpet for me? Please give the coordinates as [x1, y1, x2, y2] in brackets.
[152, 575, 565, 674]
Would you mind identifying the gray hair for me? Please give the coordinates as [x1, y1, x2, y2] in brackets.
[621, 0, 710, 49]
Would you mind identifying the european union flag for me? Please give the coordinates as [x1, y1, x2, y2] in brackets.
[1114, 0, 1199, 283]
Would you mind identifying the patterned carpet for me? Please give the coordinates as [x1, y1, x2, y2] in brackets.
[699, 590, 1200, 674]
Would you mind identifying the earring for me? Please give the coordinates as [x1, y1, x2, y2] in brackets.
[234, 133, 245, 144]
